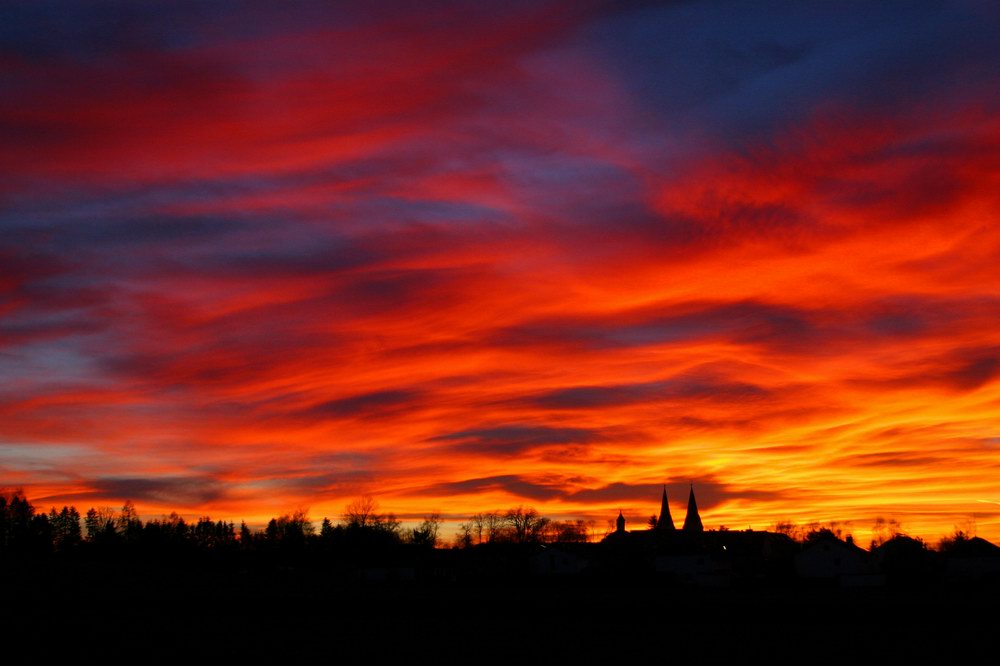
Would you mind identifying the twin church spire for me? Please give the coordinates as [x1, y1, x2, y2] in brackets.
[654, 484, 703, 533]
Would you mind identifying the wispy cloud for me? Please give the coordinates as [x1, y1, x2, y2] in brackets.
[2, 2, 999, 542]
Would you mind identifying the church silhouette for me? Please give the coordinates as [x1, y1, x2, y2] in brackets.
[612, 483, 703, 538]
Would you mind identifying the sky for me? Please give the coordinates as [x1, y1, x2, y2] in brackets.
[2, 0, 1000, 544]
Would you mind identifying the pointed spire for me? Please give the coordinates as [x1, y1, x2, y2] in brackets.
[655, 485, 675, 531]
[683, 483, 703, 533]
[616, 510, 626, 533]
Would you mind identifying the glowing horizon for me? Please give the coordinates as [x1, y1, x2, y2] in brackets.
[2, 2, 999, 546]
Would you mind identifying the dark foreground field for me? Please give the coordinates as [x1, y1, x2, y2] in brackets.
[2, 562, 995, 661]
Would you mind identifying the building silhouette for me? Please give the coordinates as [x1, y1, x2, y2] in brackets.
[612, 483, 704, 540]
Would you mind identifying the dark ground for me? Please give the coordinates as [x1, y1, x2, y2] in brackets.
[2, 562, 994, 662]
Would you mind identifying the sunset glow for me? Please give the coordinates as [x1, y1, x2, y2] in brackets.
[3, 2, 1000, 545]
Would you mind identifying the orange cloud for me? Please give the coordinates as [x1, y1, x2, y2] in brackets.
[2, 3, 999, 545]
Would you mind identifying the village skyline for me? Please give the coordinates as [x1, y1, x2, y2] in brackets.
[3, 482, 979, 552]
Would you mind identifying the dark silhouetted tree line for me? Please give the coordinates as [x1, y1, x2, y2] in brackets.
[454, 506, 594, 547]
[1, 490, 241, 558]
[1, 488, 588, 565]
[0, 489, 56, 556]
[0, 489, 450, 562]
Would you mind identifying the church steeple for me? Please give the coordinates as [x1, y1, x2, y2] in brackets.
[655, 485, 675, 531]
[616, 510, 626, 533]
[683, 484, 703, 533]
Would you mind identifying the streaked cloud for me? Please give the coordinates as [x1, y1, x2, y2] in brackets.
[2, 2, 999, 542]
